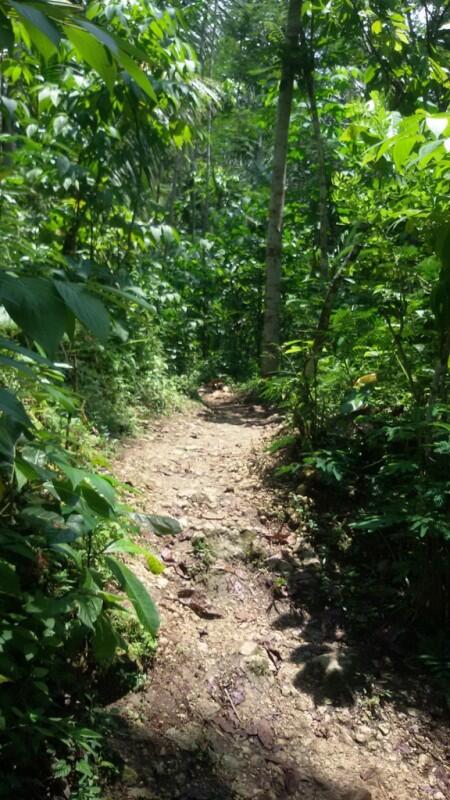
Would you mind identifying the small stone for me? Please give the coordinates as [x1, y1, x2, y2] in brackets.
[378, 723, 390, 736]
[281, 684, 293, 697]
[240, 640, 259, 656]
[406, 707, 419, 718]
[296, 694, 313, 712]
[418, 753, 430, 770]
[354, 725, 373, 745]
[433, 793, 446, 800]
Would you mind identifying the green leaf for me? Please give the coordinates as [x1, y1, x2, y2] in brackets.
[10, 1, 60, 46]
[0, 416, 25, 466]
[0, 274, 73, 356]
[117, 50, 157, 102]
[105, 556, 160, 635]
[77, 569, 103, 630]
[54, 281, 110, 342]
[0, 388, 31, 428]
[393, 136, 417, 170]
[0, 560, 20, 595]
[99, 284, 155, 312]
[77, 594, 103, 629]
[0, 336, 58, 368]
[145, 552, 165, 575]
[19, 17, 58, 59]
[339, 389, 368, 415]
[66, 27, 116, 92]
[82, 474, 116, 507]
[0, 355, 37, 378]
[93, 614, 120, 663]
[137, 513, 182, 537]
[104, 538, 165, 574]
[77, 19, 119, 56]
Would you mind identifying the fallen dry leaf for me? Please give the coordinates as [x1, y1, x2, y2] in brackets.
[177, 589, 223, 619]
[284, 765, 304, 795]
[257, 719, 275, 750]
[160, 547, 175, 563]
[214, 714, 237, 734]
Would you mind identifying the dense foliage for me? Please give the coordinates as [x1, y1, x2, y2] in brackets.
[0, 1, 201, 796]
[158, 0, 450, 699]
[0, 0, 449, 797]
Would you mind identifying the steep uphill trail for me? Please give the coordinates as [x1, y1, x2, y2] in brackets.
[109, 389, 449, 800]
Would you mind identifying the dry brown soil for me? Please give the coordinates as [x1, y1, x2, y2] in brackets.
[107, 390, 449, 800]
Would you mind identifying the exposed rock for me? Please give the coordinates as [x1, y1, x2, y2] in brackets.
[353, 725, 373, 745]
[166, 722, 205, 751]
[240, 640, 259, 657]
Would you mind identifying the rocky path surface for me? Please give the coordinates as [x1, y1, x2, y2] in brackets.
[109, 390, 449, 800]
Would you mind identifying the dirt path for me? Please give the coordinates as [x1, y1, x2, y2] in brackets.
[109, 391, 449, 800]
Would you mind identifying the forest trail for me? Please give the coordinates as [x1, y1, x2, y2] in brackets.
[109, 390, 448, 800]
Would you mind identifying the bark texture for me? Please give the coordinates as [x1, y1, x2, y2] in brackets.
[261, 0, 302, 376]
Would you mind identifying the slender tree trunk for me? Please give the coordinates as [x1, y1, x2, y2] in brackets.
[303, 60, 329, 280]
[426, 327, 450, 422]
[166, 151, 183, 226]
[304, 228, 365, 382]
[261, 0, 302, 376]
[202, 0, 219, 234]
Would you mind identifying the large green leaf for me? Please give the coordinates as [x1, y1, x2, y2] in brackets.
[0, 336, 58, 368]
[77, 594, 103, 630]
[10, 0, 60, 44]
[105, 538, 165, 574]
[0, 388, 31, 428]
[54, 281, 110, 343]
[117, 50, 157, 102]
[138, 513, 182, 537]
[66, 27, 116, 92]
[0, 274, 73, 356]
[82, 474, 116, 507]
[0, 417, 26, 467]
[105, 556, 160, 635]
[78, 18, 119, 55]
[93, 614, 121, 663]
[76, 569, 103, 630]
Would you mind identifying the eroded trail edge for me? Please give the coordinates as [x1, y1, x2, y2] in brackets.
[110, 391, 448, 800]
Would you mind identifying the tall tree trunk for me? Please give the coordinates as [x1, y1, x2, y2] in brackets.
[305, 69, 329, 279]
[261, 0, 302, 376]
[202, 0, 219, 234]
[300, 18, 329, 281]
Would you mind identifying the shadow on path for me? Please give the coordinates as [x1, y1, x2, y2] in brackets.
[109, 715, 374, 800]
